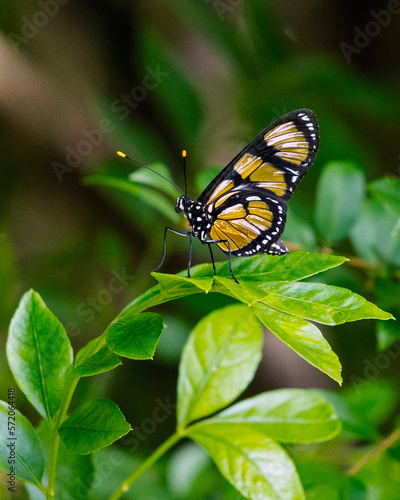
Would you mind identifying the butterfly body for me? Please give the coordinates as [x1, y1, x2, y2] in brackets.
[175, 195, 212, 242]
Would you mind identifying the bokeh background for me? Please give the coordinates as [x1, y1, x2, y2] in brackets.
[1, 1, 400, 498]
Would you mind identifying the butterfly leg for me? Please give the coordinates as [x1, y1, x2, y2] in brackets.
[188, 232, 193, 278]
[207, 242, 216, 276]
[205, 238, 239, 284]
[226, 240, 239, 284]
[152, 227, 191, 273]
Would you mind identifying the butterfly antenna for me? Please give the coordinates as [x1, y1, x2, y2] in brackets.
[182, 149, 188, 196]
[117, 151, 184, 195]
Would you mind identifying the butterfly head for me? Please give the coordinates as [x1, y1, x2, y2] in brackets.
[175, 195, 192, 214]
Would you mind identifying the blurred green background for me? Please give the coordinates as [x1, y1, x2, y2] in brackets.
[1, 1, 400, 498]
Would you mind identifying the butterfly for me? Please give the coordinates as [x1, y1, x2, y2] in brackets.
[119, 109, 319, 282]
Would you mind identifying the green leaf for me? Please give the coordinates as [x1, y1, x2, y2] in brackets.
[298, 459, 366, 499]
[377, 320, 400, 351]
[369, 177, 400, 215]
[0, 401, 44, 487]
[314, 161, 366, 244]
[314, 390, 378, 440]
[108, 278, 210, 337]
[283, 208, 318, 252]
[351, 199, 400, 267]
[189, 423, 304, 500]
[7, 290, 73, 420]
[304, 484, 339, 500]
[71, 338, 121, 378]
[83, 174, 180, 224]
[106, 312, 164, 360]
[177, 304, 263, 427]
[252, 303, 342, 385]
[116, 284, 178, 319]
[350, 199, 383, 265]
[256, 281, 393, 325]
[59, 399, 131, 455]
[213, 277, 392, 326]
[112, 253, 347, 322]
[343, 379, 399, 428]
[212, 276, 263, 305]
[152, 272, 214, 294]
[191, 252, 347, 282]
[355, 452, 400, 499]
[212, 389, 341, 443]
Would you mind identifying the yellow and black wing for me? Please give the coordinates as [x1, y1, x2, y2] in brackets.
[198, 109, 319, 256]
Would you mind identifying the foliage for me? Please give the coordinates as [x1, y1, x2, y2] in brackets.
[1, 250, 394, 499]
[1, 1, 400, 499]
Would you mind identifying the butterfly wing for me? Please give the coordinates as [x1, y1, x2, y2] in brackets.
[199, 109, 319, 256]
[208, 186, 288, 256]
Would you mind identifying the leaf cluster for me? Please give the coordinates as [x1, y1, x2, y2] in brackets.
[1, 252, 392, 499]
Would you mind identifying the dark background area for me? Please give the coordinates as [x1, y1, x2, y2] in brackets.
[1, 1, 400, 498]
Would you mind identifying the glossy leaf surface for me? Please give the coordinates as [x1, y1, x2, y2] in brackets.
[191, 252, 347, 282]
[106, 312, 164, 360]
[177, 304, 263, 426]
[369, 177, 400, 215]
[315, 161, 365, 244]
[257, 281, 393, 325]
[72, 338, 121, 377]
[252, 303, 342, 384]
[0, 401, 44, 486]
[59, 399, 131, 455]
[190, 423, 304, 500]
[7, 290, 73, 420]
[213, 389, 341, 443]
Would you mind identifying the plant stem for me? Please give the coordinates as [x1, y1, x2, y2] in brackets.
[35, 480, 47, 495]
[46, 377, 79, 499]
[348, 425, 400, 476]
[46, 427, 60, 499]
[108, 431, 184, 500]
